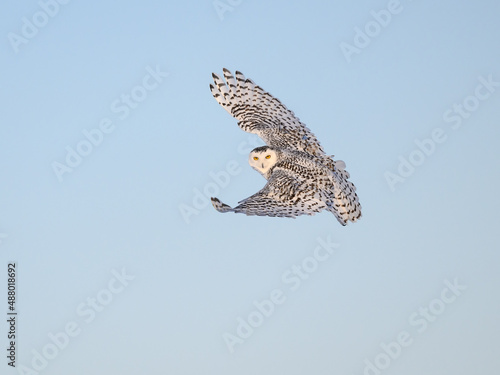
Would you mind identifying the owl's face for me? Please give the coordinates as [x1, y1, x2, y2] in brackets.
[248, 146, 278, 177]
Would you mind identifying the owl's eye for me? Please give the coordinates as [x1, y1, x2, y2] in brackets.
[265, 155, 271, 159]
[253, 156, 259, 161]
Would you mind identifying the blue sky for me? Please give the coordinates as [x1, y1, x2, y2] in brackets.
[1, 1, 500, 374]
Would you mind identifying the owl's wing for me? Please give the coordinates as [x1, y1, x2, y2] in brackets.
[210, 169, 326, 218]
[210, 68, 326, 157]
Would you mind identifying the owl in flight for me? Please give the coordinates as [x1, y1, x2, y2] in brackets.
[209, 69, 361, 225]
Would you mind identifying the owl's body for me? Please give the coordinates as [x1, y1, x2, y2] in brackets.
[209, 69, 361, 225]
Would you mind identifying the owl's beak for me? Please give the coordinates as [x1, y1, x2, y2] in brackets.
[261, 163, 264, 168]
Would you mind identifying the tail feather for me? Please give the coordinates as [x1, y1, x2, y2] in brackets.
[327, 169, 362, 225]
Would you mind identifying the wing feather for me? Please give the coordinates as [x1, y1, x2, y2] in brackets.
[210, 69, 326, 157]
[211, 169, 326, 218]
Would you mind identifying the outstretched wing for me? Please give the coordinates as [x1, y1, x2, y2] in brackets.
[211, 169, 326, 218]
[210, 68, 326, 157]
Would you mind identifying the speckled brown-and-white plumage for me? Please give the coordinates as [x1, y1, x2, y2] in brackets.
[209, 69, 362, 225]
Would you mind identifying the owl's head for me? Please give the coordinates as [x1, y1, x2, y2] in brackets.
[248, 146, 278, 177]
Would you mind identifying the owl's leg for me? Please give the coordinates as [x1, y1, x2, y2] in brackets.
[211, 197, 235, 213]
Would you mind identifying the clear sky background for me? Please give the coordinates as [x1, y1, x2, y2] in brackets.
[1, 1, 499, 374]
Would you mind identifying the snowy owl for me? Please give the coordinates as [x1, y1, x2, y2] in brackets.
[209, 68, 361, 225]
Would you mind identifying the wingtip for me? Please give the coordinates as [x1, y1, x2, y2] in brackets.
[211, 197, 234, 213]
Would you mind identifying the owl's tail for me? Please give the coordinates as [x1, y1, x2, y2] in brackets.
[326, 160, 362, 226]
